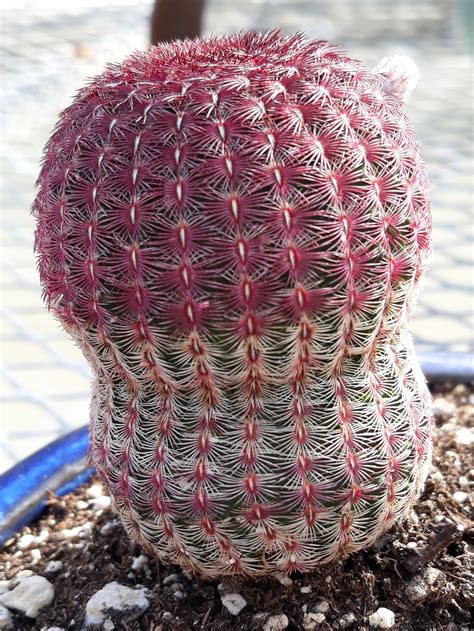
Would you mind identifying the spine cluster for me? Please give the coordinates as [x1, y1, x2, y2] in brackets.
[34, 31, 432, 576]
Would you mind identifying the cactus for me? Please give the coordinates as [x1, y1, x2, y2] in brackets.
[33, 31, 432, 577]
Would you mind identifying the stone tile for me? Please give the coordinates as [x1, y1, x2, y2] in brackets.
[411, 315, 472, 345]
[0, 317, 19, 338]
[0, 377, 20, 396]
[0, 448, 16, 472]
[0, 400, 58, 431]
[1, 339, 53, 365]
[46, 339, 91, 366]
[50, 396, 91, 428]
[8, 366, 90, 397]
[1, 287, 42, 312]
[7, 431, 61, 463]
[13, 311, 65, 337]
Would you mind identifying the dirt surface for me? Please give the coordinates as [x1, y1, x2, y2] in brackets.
[1, 382, 472, 631]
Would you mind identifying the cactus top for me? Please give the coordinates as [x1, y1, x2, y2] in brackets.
[33, 32, 432, 576]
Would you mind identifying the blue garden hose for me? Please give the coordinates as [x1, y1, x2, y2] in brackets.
[0, 352, 471, 547]
[0, 426, 94, 548]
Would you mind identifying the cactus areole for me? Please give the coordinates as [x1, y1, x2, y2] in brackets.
[34, 32, 432, 577]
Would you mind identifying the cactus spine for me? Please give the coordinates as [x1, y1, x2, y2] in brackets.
[33, 31, 432, 577]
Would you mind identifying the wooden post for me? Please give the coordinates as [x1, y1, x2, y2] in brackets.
[150, 0, 205, 44]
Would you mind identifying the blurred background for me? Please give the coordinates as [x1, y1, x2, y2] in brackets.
[0, 0, 473, 472]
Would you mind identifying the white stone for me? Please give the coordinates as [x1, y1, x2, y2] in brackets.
[16, 534, 35, 550]
[131, 555, 149, 571]
[337, 613, 356, 628]
[453, 491, 468, 505]
[44, 561, 63, 575]
[58, 522, 92, 540]
[300, 585, 312, 594]
[35, 530, 51, 545]
[303, 612, 326, 629]
[84, 582, 149, 626]
[76, 500, 89, 510]
[86, 484, 104, 498]
[263, 613, 289, 630]
[103, 620, 114, 630]
[432, 398, 455, 420]
[368, 607, 395, 629]
[162, 573, 179, 586]
[0, 605, 13, 629]
[100, 522, 115, 535]
[455, 428, 472, 447]
[405, 574, 429, 603]
[221, 593, 247, 616]
[314, 600, 330, 614]
[277, 576, 293, 587]
[91, 496, 111, 511]
[30, 549, 41, 561]
[424, 568, 445, 587]
[46, 627, 64, 631]
[0, 575, 54, 618]
[459, 476, 469, 488]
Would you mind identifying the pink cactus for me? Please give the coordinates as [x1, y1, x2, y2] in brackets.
[33, 31, 432, 577]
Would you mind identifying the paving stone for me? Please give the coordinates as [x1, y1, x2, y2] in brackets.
[0, 0, 472, 471]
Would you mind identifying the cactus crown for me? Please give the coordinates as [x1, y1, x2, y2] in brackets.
[33, 31, 432, 577]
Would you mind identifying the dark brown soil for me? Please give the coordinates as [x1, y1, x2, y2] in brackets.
[1, 382, 472, 631]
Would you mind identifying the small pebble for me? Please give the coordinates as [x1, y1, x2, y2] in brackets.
[314, 600, 330, 614]
[221, 593, 247, 616]
[131, 555, 149, 571]
[35, 530, 49, 544]
[300, 585, 312, 594]
[86, 484, 104, 499]
[336, 612, 356, 628]
[455, 427, 472, 447]
[44, 561, 63, 575]
[453, 491, 468, 505]
[100, 522, 115, 535]
[173, 590, 184, 599]
[162, 573, 179, 586]
[406, 541, 417, 549]
[263, 613, 289, 631]
[0, 575, 54, 618]
[91, 496, 111, 511]
[16, 534, 35, 551]
[432, 398, 455, 420]
[277, 576, 293, 587]
[30, 549, 41, 561]
[0, 605, 12, 630]
[76, 500, 89, 510]
[303, 612, 326, 629]
[458, 476, 469, 489]
[103, 620, 114, 631]
[58, 523, 92, 540]
[368, 607, 395, 629]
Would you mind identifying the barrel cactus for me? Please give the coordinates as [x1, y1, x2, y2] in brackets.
[33, 31, 432, 577]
